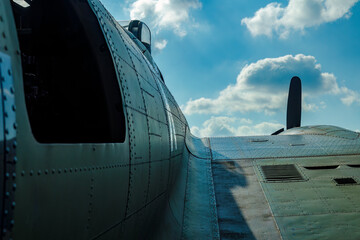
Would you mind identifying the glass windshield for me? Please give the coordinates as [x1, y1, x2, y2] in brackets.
[117, 20, 131, 29]
[141, 23, 151, 45]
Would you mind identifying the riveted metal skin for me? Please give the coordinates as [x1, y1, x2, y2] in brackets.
[0, 52, 17, 240]
[207, 126, 360, 239]
[86, 1, 188, 238]
[0, 1, 19, 239]
[0, 53, 6, 239]
[1, 0, 190, 239]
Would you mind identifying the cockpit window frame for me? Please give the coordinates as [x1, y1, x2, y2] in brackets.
[128, 20, 151, 53]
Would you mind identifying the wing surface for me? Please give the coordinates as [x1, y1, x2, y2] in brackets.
[183, 125, 360, 239]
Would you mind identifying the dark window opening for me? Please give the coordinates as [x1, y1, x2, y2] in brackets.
[12, 0, 125, 143]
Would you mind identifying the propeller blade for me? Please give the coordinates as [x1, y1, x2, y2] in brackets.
[271, 128, 284, 135]
[286, 76, 302, 130]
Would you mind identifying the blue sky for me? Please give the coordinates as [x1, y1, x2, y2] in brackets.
[102, 0, 360, 137]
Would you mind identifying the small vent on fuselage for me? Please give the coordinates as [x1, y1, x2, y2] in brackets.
[304, 165, 338, 170]
[347, 164, 360, 168]
[261, 164, 304, 182]
[334, 178, 357, 185]
[250, 139, 268, 143]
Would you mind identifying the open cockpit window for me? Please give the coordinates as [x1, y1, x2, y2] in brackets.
[11, 0, 126, 143]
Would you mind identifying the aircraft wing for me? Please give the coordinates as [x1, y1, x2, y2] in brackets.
[181, 125, 360, 239]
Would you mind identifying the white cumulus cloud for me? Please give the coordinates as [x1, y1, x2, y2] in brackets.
[340, 87, 360, 105]
[129, 0, 202, 37]
[242, 0, 359, 38]
[154, 39, 168, 50]
[191, 116, 284, 137]
[182, 54, 359, 116]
